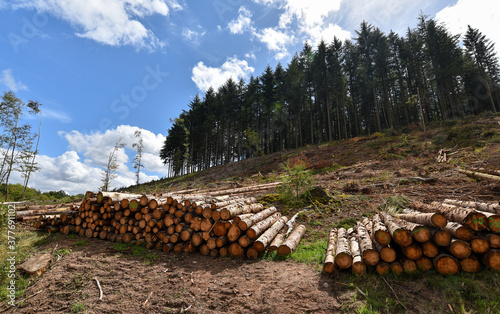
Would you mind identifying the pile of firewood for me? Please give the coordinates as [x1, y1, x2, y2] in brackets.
[324, 199, 500, 275]
[13, 203, 79, 222]
[34, 190, 306, 259]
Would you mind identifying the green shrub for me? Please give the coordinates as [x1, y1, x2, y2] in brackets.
[278, 156, 314, 207]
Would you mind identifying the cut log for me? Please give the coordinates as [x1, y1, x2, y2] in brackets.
[443, 199, 500, 215]
[421, 241, 439, 258]
[411, 201, 487, 231]
[483, 250, 500, 270]
[431, 228, 452, 247]
[470, 236, 490, 255]
[394, 217, 431, 243]
[375, 262, 390, 275]
[269, 231, 285, 252]
[254, 216, 288, 252]
[239, 206, 277, 231]
[334, 228, 353, 269]
[18, 253, 52, 277]
[372, 214, 392, 246]
[220, 203, 264, 220]
[246, 245, 259, 259]
[277, 224, 306, 256]
[442, 222, 473, 241]
[486, 233, 500, 249]
[323, 228, 337, 274]
[380, 212, 412, 247]
[456, 168, 500, 182]
[402, 243, 423, 261]
[448, 239, 471, 259]
[390, 262, 403, 275]
[246, 213, 282, 239]
[228, 243, 244, 258]
[355, 222, 379, 266]
[397, 208, 447, 228]
[349, 235, 366, 276]
[460, 255, 481, 273]
[402, 259, 417, 273]
[416, 257, 433, 272]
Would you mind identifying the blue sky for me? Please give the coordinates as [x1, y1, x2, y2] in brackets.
[0, 0, 499, 194]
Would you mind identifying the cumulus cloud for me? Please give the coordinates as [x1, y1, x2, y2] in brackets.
[3, 124, 169, 194]
[13, 0, 181, 49]
[228, 7, 254, 35]
[0, 69, 28, 92]
[252, 0, 350, 58]
[436, 0, 500, 55]
[191, 57, 255, 92]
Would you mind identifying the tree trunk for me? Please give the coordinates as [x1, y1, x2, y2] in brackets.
[416, 257, 433, 272]
[390, 262, 403, 275]
[375, 262, 390, 275]
[443, 199, 500, 215]
[402, 243, 423, 261]
[470, 236, 490, 255]
[349, 234, 366, 276]
[486, 233, 500, 249]
[411, 201, 486, 231]
[269, 232, 285, 252]
[277, 224, 306, 256]
[246, 212, 281, 239]
[421, 241, 439, 258]
[483, 250, 500, 270]
[220, 203, 263, 220]
[456, 168, 500, 183]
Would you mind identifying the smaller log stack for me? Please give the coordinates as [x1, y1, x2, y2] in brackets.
[324, 198, 500, 276]
[33, 190, 306, 260]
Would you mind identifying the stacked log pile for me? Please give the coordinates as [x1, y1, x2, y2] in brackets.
[324, 199, 499, 276]
[34, 190, 306, 259]
[14, 203, 80, 222]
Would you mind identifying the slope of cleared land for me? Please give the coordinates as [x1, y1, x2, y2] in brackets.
[2, 114, 500, 313]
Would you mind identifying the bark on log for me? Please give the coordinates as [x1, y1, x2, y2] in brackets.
[355, 222, 379, 266]
[456, 168, 500, 182]
[220, 203, 264, 220]
[334, 228, 353, 269]
[246, 212, 282, 239]
[269, 231, 285, 252]
[254, 216, 288, 252]
[380, 212, 412, 247]
[278, 224, 306, 256]
[442, 222, 473, 241]
[443, 199, 500, 215]
[349, 234, 366, 276]
[372, 214, 392, 246]
[413, 201, 486, 231]
[239, 207, 277, 231]
[397, 208, 447, 228]
[323, 228, 337, 274]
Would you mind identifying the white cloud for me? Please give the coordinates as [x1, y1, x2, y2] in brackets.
[228, 7, 254, 35]
[0, 69, 28, 92]
[191, 57, 255, 92]
[252, 0, 350, 57]
[14, 0, 181, 49]
[245, 51, 256, 60]
[181, 26, 206, 45]
[436, 0, 500, 55]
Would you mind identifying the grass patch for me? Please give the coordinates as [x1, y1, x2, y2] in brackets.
[74, 239, 90, 247]
[71, 301, 87, 313]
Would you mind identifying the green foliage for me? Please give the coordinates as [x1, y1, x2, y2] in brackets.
[277, 157, 314, 207]
[71, 302, 87, 313]
[336, 217, 358, 229]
